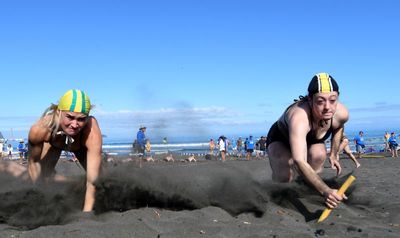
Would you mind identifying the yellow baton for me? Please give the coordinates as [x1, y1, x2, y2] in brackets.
[317, 175, 356, 223]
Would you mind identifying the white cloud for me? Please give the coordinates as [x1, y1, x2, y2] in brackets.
[346, 103, 400, 131]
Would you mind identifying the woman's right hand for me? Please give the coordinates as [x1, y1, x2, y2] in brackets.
[324, 189, 347, 209]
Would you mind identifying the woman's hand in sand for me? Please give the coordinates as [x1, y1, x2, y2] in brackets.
[324, 189, 347, 209]
[329, 156, 342, 177]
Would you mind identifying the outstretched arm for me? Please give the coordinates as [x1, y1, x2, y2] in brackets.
[82, 117, 103, 212]
[27, 125, 46, 182]
[329, 126, 344, 176]
[289, 118, 332, 196]
[329, 103, 349, 175]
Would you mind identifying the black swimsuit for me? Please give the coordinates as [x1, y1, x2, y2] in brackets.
[49, 131, 83, 152]
[266, 102, 333, 148]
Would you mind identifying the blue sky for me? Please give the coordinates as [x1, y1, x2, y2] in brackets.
[1, 1, 399, 141]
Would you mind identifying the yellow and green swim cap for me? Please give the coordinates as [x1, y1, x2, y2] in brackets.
[307, 72, 339, 95]
[58, 89, 91, 114]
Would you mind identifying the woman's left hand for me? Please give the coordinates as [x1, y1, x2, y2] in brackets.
[329, 157, 342, 176]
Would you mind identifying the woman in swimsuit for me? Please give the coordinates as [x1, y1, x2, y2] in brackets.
[266, 73, 349, 209]
[28, 89, 102, 212]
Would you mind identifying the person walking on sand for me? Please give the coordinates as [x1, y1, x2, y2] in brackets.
[388, 132, 398, 158]
[136, 125, 147, 156]
[354, 131, 365, 159]
[218, 135, 227, 162]
[28, 89, 102, 212]
[337, 133, 360, 168]
[266, 72, 349, 209]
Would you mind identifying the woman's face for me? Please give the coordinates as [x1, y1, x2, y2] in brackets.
[311, 92, 339, 121]
[60, 111, 89, 136]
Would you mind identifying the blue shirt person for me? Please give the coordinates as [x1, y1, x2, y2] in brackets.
[245, 135, 255, 160]
[354, 131, 365, 158]
[17, 140, 27, 160]
[388, 132, 398, 157]
[136, 125, 147, 154]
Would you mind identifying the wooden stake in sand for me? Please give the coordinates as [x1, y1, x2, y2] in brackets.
[317, 175, 356, 223]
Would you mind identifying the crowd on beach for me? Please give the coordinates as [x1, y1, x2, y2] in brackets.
[0, 140, 28, 163]
[207, 135, 268, 161]
[123, 126, 399, 165]
[351, 130, 399, 159]
[128, 124, 269, 163]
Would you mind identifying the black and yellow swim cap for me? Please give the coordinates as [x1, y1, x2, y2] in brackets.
[307, 73, 339, 95]
[58, 89, 91, 114]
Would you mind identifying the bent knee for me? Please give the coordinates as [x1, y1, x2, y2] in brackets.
[308, 149, 327, 163]
[311, 155, 326, 165]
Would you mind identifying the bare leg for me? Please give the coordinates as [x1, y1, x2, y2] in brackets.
[343, 144, 361, 168]
[392, 147, 398, 157]
[307, 143, 327, 173]
[268, 142, 295, 182]
[339, 138, 360, 168]
[221, 151, 226, 162]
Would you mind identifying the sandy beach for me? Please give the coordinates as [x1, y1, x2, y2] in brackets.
[0, 153, 399, 238]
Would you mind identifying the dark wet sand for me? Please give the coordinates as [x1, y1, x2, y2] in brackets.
[0, 153, 399, 237]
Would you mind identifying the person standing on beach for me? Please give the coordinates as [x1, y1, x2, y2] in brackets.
[384, 131, 390, 152]
[266, 72, 349, 209]
[18, 140, 27, 163]
[144, 139, 154, 161]
[256, 136, 267, 158]
[338, 133, 360, 168]
[28, 89, 102, 212]
[136, 125, 147, 155]
[245, 135, 255, 160]
[353, 131, 365, 159]
[7, 144, 13, 160]
[218, 136, 227, 162]
[388, 132, 398, 158]
[209, 139, 215, 155]
[236, 137, 243, 157]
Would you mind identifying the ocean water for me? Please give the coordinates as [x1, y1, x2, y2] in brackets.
[102, 141, 211, 156]
[103, 129, 396, 156]
[1, 130, 396, 156]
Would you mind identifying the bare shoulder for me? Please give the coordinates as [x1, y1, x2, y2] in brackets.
[28, 120, 51, 144]
[285, 102, 311, 134]
[86, 116, 101, 132]
[334, 102, 349, 124]
[286, 101, 310, 125]
[82, 116, 102, 145]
